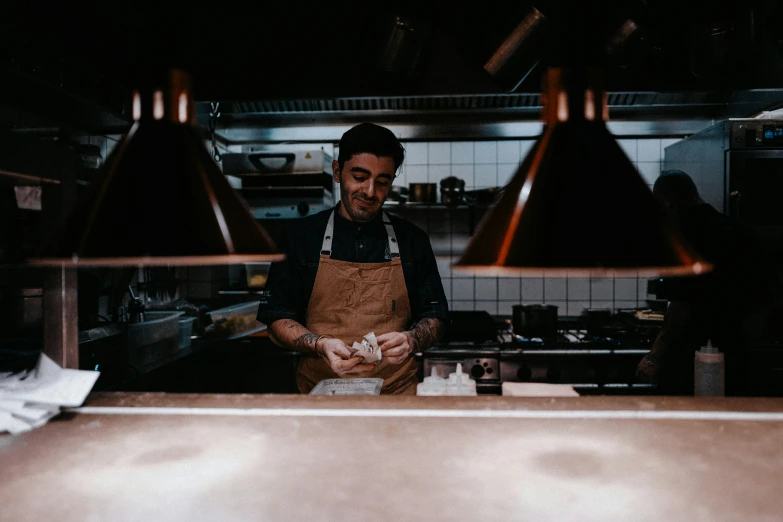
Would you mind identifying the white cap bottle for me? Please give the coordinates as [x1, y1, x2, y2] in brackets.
[446, 363, 478, 396]
[417, 368, 448, 396]
[694, 339, 725, 396]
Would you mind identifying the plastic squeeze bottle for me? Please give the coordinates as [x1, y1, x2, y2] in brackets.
[446, 363, 478, 396]
[694, 339, 725, 397]
[417, 368, 448, 396]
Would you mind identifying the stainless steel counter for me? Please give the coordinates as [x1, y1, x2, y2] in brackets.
[2, 393, 783, 521]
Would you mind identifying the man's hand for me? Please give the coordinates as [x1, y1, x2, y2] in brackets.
[636, 352, 662, 383]
[317, 337, 376, 374]
[376, 331, 415, 365]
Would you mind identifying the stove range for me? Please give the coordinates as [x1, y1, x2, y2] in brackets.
[419, 313, 662, 395]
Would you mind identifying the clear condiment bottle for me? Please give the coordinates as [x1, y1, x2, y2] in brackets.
[417, 368, 447, 396]
[694, 339, 725, 396]
[446, 363, 477, 396]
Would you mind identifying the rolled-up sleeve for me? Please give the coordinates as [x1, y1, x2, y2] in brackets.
[257, 231, 305, 325]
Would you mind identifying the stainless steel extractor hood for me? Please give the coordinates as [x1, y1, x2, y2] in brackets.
[197, 88, 783, 144]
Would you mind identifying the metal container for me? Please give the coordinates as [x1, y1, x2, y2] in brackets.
[245, 262, 271, 288]
[582, 308, 612, 335]
[310, 378, 384, 395]
[408, 183, 437, 203]
[481, 6, 549, 92]
[207, 301, 265, 339]
[512, 304, 558, 338]
[440, 176, 465, 206]
[127, 311, 184, 367]
[178, 316, 197, 349]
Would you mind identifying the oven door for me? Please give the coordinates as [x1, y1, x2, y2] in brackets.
[727, 149, 783, 264]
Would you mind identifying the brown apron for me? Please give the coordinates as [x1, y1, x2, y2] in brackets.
[298, 210, 418, 395]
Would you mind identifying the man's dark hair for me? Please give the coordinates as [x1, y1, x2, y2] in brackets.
[337, 122, 405, 172]
[653, 169, 702, 206]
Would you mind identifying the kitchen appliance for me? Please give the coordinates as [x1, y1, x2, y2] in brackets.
[421, 310, 661, 396]
[222, 148, 335, 219]
[421, 346, 501, 394]
[422, 310, 501, 394]
[664, 118, 783, 269]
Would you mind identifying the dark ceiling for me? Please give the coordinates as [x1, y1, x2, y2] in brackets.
[2, 0, 783, 115]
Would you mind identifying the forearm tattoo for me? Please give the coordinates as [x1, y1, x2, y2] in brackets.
[408, 318, 445, 351]
[294, 333, 320, 352]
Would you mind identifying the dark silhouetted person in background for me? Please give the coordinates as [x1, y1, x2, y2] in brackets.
[637, 170, 776, 395]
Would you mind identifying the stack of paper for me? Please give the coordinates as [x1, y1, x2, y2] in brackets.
[0, 353, 100, 435]
[501, 382, 580, 397]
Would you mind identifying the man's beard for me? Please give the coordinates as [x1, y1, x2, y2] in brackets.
[342, 190, 380, 223]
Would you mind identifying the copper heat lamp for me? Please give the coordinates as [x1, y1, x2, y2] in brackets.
[453, 66, 710, 278]
[29, 69, 283, 267]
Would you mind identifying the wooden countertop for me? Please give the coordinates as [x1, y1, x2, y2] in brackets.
[2, 392, 783, 521]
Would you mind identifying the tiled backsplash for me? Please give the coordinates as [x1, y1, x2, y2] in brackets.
[394, 137, 684, 317]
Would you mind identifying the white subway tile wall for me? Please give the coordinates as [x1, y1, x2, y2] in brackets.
[474, 164, 498, 188]
[402, 138, 682, 317]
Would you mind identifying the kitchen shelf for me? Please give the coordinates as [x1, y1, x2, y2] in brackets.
[383, 201, 493, 210]
[384, 201, 494, 237]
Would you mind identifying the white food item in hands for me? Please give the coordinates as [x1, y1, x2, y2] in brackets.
[363, 332, 379, 351]
[348, 332, 382, 364]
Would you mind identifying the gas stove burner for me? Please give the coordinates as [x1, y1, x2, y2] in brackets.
[441, 340, 501, 347]
[501, 327, 655, 350]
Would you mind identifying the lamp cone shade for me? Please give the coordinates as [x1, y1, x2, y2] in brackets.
[453, 66, 710, 277]
[29, 69, 283, 267]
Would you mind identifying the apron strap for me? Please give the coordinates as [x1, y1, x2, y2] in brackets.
[321, 211, 336, 255]
[320, 210, 400, 258]
[383, 212, 400, 258]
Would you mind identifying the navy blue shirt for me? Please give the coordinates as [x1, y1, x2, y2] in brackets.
[257, 205, 449, 328]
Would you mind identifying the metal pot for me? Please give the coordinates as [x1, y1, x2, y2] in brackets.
[512, 304, 558, 338]
[408, 183, 437, 203]
[582, 308, 612, 335]
[440, 176, 465, 206]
